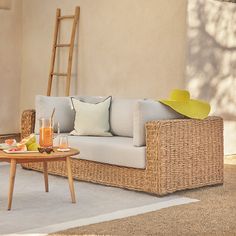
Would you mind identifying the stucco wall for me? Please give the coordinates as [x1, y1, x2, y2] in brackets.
[187, 0, 236, 117]
[187, 0, 236, 154]
[20, 0, 188, 111]
[0, 0, 22, 134]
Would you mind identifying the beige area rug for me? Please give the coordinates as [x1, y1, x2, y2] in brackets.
[0, 164, 197, 235]
[52, 161, 236, 236]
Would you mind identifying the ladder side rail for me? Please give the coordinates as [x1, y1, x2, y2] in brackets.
[47, 8, 61, 96]
[65, 6, 80, 96]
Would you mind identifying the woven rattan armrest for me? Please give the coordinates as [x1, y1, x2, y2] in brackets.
[21, 109, 36, 139]
[145, 116, 224, 195]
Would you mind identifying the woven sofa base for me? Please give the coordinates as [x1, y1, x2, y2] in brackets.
[21, 110, 224, 196]
[21, 160, 149, 193]
[21, 157, 223, 196]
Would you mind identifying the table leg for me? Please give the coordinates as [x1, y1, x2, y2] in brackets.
[8, 159, 17, 210]
[66, 156, 76, 203]
[43, 161, 49, 192]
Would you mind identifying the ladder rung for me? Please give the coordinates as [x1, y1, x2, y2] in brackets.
[58, 15, 74, 20]
[55, 44, 71, 47]
[52, 73, 68, 76]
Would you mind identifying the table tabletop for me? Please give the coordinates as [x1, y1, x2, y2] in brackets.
[0, 147, 79, 162]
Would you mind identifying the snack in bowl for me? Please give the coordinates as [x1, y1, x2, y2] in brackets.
[5, 139, 17, 146]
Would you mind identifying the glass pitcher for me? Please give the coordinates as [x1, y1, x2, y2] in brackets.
[39, 118, 54, 148]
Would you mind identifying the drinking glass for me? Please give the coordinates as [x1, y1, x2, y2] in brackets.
[39, 118, 53, 148]
[58, 135, 69, 150]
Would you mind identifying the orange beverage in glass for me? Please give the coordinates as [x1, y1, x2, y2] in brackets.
[39, 118, 53, 148]
[39, 127, 53, 147]
[58, 135, 69, 149]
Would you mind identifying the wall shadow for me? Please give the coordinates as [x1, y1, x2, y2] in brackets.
[187, 0, 236, 120]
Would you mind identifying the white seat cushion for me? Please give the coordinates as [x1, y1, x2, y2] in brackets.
[52, 135, 146, 169]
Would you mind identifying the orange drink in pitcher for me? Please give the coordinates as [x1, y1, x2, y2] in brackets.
[39, 118, 54, 147]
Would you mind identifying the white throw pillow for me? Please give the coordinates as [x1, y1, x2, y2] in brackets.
[35, 95, 75, 133]
[71, 96, 113, 136]
[133, 100, 184, 147]
[74, 95, 106, 103]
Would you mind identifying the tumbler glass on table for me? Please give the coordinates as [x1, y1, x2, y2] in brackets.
[58, 135, 69, 150]
[39, 118, 54, 148]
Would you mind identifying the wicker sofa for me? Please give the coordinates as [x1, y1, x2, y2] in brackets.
[21, 96, 224, 196]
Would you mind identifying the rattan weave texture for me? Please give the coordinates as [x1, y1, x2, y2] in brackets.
[21, 110, 223, 195]
[21, 110, 35, 139]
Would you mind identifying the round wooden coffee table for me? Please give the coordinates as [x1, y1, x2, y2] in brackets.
[0, 148, 79, 210]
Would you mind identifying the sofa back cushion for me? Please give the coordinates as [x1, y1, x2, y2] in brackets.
[133, 100, 184, 146]
[35, 95, 75, 133]
[110, 98, 141, 137]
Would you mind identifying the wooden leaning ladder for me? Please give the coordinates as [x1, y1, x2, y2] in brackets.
[47, 6, 80, 96]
